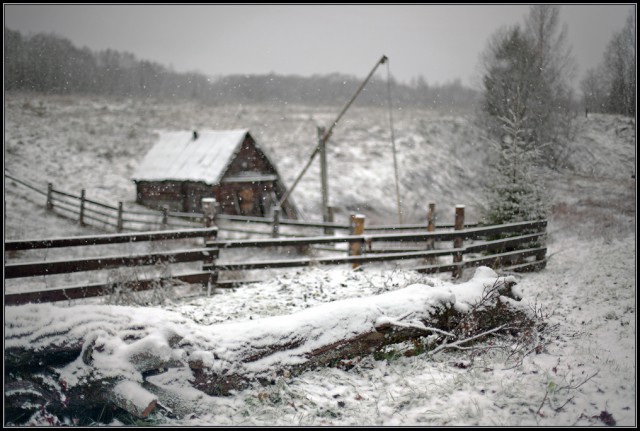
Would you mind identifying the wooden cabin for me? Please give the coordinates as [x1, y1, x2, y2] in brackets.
[132, 129, 298, 218]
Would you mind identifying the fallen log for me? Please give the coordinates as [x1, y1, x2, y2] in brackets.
[107, 380, 157, 418]
[5, 266, 531, 424]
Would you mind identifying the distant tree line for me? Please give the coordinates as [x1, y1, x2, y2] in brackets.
[580, 9, 635, 117]
[4, 27, 478, 109]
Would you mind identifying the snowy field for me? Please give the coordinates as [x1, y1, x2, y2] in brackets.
[3, 93, 636, 426]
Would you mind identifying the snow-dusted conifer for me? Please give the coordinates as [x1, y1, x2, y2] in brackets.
[483, 110, 548, 224]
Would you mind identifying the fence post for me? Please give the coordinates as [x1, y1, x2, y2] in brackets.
[117, 202, 124, 232]
[324, 205, 335, 235]
[452, 205, 465, 278]
[201, 198, 217, 229]
[535, 222, 547, 270]
[426, 202, 436, 264]
[349, 214, 366, 269]
[162, 206, 168, 228]
[272, 207, 281, 238]
[201, 197, 219, 295]
[46, 183, 53, 210]
[79, 189, 86, 226]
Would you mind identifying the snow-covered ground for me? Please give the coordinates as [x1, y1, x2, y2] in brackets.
[3, 93, 636, 426]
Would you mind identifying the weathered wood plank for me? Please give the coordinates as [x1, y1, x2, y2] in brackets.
[464, 248, 547, 269]
[207, 220, 546, 249]
[211, 248, 460, 271]
[5, 271, 217, 305]
[5, 248, 219, 278]
[5, 228, 218, 251]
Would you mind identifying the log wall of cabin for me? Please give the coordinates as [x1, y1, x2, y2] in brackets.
[135, 181, 185, 211]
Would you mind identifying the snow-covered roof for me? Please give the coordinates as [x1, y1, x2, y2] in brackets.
[132, 129, 250, 184]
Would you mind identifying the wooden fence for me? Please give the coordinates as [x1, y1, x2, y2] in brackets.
[5, 227, 219, 305]
[207, 217, 547, 276]
[6, 173, 200, 231]
[5, 172, 546, 305]
[5, 208, 547, 305]
[5, 173, 479, 236]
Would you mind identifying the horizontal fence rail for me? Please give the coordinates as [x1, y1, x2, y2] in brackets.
[5, 172, 547, 306]
[5, 227, 219, 306]
[206, 220, 546, 249]
[215, 213, 478, 231]
[5, 217, 546, 305]
[5, 272, 215, 305]
[6, 173, 204, 233]
[212, 248, 460, 271]
[5, 228, 219, 251]
[5, 172, 44, 194]
[6, 172, 479, 235]
[5, 248, 219, 278]
[208, 231, 545, 272]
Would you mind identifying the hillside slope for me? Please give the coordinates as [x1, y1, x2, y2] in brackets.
[3, 94, 636, 427]
[4, 93, 486, 235]
[4, 93, 635, 239]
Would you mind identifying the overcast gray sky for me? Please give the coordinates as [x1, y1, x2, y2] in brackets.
[4, 4, 635, 89]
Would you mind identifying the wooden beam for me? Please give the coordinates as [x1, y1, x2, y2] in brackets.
[206, 220, 547, 249]
[5, 248, 219, 278]
[5, 227, 219, 251]
[5, 272, 217, 305]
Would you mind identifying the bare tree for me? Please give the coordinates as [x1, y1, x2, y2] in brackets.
[477, 5, 578, 223]
[479, 6, 577, 166]
[580, 67, 608, 115]
[580, 9, 636, 117]
[480, 26, 538, 138]
[525, 5, 576, 91]
[523, 5, 577, 164]
[603, 9, 636, 116]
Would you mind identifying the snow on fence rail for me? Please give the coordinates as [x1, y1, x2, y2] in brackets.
[5, 210, 547, 305]
[206, 216, 547, 278]
[5, 172, 200, 231]
[5, 173, 546, 305]
[5, 172, 479, 236]
[5, 227, 219, 305]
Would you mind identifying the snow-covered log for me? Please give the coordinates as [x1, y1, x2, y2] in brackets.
[107, 380, 157, 418]
[4, 267, 527, 424]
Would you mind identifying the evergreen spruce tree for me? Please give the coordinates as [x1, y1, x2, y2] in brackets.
[478, 5, 575, 223]
[484, 110, 549, 225]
